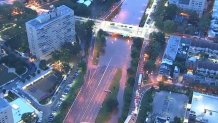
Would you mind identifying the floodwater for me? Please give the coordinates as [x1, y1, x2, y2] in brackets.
[105, 0, 149, 122]
[112, 0, 149, 25]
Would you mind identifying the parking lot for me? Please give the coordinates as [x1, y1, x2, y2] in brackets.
[25, 72, 61, 101]
[152, 91, 188, 121]
[0, 65, 17, 86]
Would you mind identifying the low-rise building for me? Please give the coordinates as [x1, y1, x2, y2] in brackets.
[189, 40, 218, 56]
[194, 61, 218, 85]
[0, 98, 14, 123]
[189, 92, 218, 123]
[168, 0, 207, 16]
[159, 35, 181, 79]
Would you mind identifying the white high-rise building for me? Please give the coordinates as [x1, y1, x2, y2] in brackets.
[168, 0, 207, 16]
[26, 5, 75, 60]
[0, 98, 14, 123]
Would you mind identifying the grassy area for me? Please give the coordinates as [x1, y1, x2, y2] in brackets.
[0, 65, 17, 86]
[119, 38, 143, 122]
[119, 85, 134, 122]
[139, 14, 148, 27]
[136, 88, 155, 123]
[92, 30, 107, 65]
[95, 69, 122, 123]
[148, 0, 154, 8]
[53, 71, 85, 123]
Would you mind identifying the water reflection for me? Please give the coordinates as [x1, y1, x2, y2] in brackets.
[112, 0, 148, 25]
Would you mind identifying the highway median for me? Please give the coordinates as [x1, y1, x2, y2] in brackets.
[53, 66, 86, 123]
[95, 68, 122, 123]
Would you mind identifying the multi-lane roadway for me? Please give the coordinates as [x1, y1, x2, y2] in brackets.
[64, 58, 118, 122]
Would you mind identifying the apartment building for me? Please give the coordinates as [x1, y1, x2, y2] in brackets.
[26, 5, 75, 60]
[159, 35, 181, 79]
[189, 40, 218, 59]
[0, 98, 14, 123]
[168, 0, 207, 16]
[208, 0, 218, 38]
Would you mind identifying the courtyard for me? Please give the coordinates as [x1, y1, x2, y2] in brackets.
[0, 64, 17, 86]
[25, 72, 61, 102]
[152, 91, 189, 122]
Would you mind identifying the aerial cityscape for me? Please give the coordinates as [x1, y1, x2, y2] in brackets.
[0, 0, 218, 123]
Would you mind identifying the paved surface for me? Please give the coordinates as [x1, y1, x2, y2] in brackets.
[152, 91, 188, 121]
[64, 64, 116, 122]
[64, 36, 132, 123]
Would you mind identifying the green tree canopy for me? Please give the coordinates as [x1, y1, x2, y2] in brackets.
[164, 4, 178, 20]
[39, 60, 48, 70]
[21, 112, 37, 123]
[163, 20, 176, 33]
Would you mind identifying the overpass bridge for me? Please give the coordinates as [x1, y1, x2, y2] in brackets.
[75, 16, 156, 39]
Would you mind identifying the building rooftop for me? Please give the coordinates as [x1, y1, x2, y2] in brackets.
[0, 97, 9, 109]
[191, 92, 218, 123]
[197, 61, 218, 71]
[212, 0, 218, 19]
[179, 0, 190, 5]
[10, 98, 38, 123]
[152, 91, 188, 122]
[190, 39, 218, 51]
[26, 5, 73, 29]
[163, 35, 181, 62]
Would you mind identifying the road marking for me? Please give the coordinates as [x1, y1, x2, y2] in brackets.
[63, 68, 97, 123]
[63, 58, 112, 123]
[80, 57, 112, 121]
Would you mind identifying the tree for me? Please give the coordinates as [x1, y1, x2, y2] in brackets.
[39, 60, 48, 70]
[185, 25, 196, 35]
[52, 41, 81, 62]
[74, 4, 91, 17]
[94, 29, 107, 59]
[76, 20, 94, 53]
[198, 13, 210, 35]
[154, 16, 164, 30]
[131, 48, 140, 59]
[144, 60, 155, 72]
[21, 112, 37, 123]
[149, 32, 165, 46]
[0, 2, 37, 51]
[78, 60, 87, 72]
[165, 4, 178, 20]
[132, 38, 143, 48]
[62, 63, 70, 74]
[37, 70, 41, 74]
[188, 11, 199, 25]
[15, 65, 26, 75]
[163, 20, 176, 33]
[174, 117, 182, 123]
[127, 68, 135, 75]
[127, 77, 135, 86]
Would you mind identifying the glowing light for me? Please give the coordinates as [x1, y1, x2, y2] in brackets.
[25, 0, 49, 14]
[180, 12, 189, 17]
[51, 61, 64, 72]
[12, 7, 23, 16]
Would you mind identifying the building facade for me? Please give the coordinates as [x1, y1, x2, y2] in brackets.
[0, 98, 14, 123]
[168, 0, 207, 16]
[208, 0, 218, 38]
[159, 35, 181, 79]
[26, 5, 75, 60]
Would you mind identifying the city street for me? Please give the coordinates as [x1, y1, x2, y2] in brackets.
[64, 65, 116, 122]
